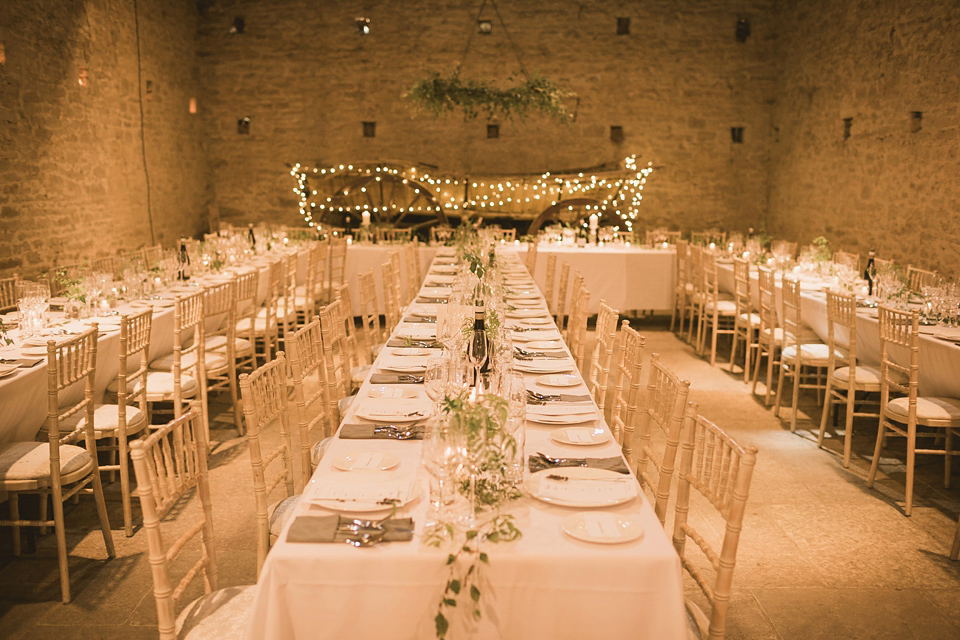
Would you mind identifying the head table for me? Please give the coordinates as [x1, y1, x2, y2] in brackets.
[245, 248, 688, 640]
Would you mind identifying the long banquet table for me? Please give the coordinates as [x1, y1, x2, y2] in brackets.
[519, 243, 676, 315]
[245, 247, 687, 640]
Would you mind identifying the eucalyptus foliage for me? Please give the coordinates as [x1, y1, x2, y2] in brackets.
[405, 71, 570, 122]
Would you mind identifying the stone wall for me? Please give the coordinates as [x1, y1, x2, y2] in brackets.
[197, 0, 776, 234]
[0, 0, 210, 278]
[769, 0, 960, 276]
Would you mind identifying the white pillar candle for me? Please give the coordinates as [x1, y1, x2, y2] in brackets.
[589, 214, 598, 230]
[362, 211, 371, 227]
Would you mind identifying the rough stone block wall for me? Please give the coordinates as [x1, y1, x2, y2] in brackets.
[0, 0, 211, 278]
[769, 0, 960, 276]
[197, 0, 776, 234]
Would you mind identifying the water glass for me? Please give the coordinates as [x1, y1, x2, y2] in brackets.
[424, 355, 451, 414]
[420, 422, 465, 517]
[503, 373, 527, 484]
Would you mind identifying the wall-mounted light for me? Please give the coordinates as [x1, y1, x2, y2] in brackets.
[78, 66, 89, 87]
[229, 17, 245, 34]
[356, 18, 370, 35]
[477, 19, 492, 34]
[237, 117, 250, 135]
[189, 97, 197, 114]
[0, 42, 6, 67]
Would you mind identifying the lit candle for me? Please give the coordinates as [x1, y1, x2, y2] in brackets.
[589, 214, 598, 231]
[709, 242, 716, 250]
[362, 211, 371, 227]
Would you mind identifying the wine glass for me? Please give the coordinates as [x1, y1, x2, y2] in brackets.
[424, 355, 451, 415]
[502, 373, 527, 484]
[420, 422, 465, 516]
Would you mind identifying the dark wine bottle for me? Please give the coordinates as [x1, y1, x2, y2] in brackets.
[469, 301, 490, 382]
[179, 240, 191, 281]
[864, 250, 876, 296]
[247, 223, 256, 250]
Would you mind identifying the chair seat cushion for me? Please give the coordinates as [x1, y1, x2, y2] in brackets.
[886, 396, 960, 426]
[176, 585, 256, 640]
[705, 299, 737, 314]
[830, 364, 901, 389]
[0, 442, 91, 483]
[236, 315, 277, 335]
[109, 371, 198, 402]
[370, 343, 384, 358]
[738, 312, 761, 327]
[781, 342, 837, 366]
[338, 395, 355, 416]
[150, 350, 229, 373]
[351, 365, 371, 385]
[204, 335, 254, 356]
[312, 437, 332, 466]
[268, 494, 301, 538]
[760, 326, 784, 344]
[57, 403, 148, 438]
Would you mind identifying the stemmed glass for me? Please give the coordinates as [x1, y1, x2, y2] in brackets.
[502, 373, 527, 484]
[420, 421, 466, 517]
[424, 355, 451, 417]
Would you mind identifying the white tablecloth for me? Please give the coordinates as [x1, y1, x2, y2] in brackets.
[341, 244, 438, 316]
[520, 244, 676, 315]
[246, 248, 687, 640]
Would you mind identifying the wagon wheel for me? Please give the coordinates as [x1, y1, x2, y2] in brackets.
[326, 174, 448, 230]
[527, 198, 602, 235]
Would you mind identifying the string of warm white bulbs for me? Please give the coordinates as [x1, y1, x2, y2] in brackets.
[289, 155, 653, 230]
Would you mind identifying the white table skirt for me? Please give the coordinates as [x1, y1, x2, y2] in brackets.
[245, 248, 687, 640]
[520, 244, 676, 315]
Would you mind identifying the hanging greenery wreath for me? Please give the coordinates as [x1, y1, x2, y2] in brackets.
[405, 70, 570, 122]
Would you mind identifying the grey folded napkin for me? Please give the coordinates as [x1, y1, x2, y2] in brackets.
[339, 423, 425, 439]
[403, 315, 437, 323]
[286, 515, 414, 543]
[0, 357, 43, 367]
[528, 454, 630, 475]
[385, 339, 441, 349]
[369, 373, 424, 385]
[527, 394, 592, 404]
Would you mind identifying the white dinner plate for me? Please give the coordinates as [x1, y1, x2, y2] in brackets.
[514, 361, 575, 374]
[390, 348, 432, 356]
[21, 346, 51, 357]
[512, 330, 562, 343]
[367, 386, 419, 400]
[515, 317, 552, 326]
[0, 364, 19, 378]
[536, 374, 583, 388]
[524, 468, 637, 508]
[88, 315, 123, 326]
[309, 482, 420, 513]
[509, 299, 543, 308]
[526, 340, 563, 350]
[332, 452, 400, 472]
[506, 309, 548, 319]
[526, 411, 598, 425]
[355, 400, 432, 423]
[551, 427, 610, 446]
[561, 512, 643, 544]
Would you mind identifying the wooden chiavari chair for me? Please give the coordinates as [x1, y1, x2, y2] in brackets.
[326, 236, 347, 304]
[294, 242, 323, 322]
[147, 290, 210, 443]
[564, 270, 584, 343]
[686, 245, 704, 345]
[389, 250, 405, 311]
[524, 238, 538, 273]
[287, 318, 334, 490]
[873, 256, 894, 271]
[587, 301, 620, 418]
[672, 404, 758, 640]
[90, 254, 123, 280]
[906, 264, 937, 292]
[867, 306, 960, 516]
[833, 250, 860, 273]
[0, 274, 18, 312]
[817, 291, 885, 467]
[610, 320, 645, 449]
[728, 257, 760, 382]
[403, 243, 420, 306]
[567, 281, 590, 372]
[751, 267, 782, 406]
[142, 244, 163, 269]
[543, 254, 557, 315]
[0, 327, 114, 603]
[276, 252, 300, 351]
[358, 269, 385, 360]
[430, 226, 454, 245]
[227, 269, 259, 375]
[669, 239, 690, 334]
[338, 283, 370, 390]
[201, 280, 242, 428]
[690, 230, 727, 247]
[697, 251, 737, 366]
[645, 229, 682, 246]
[773, 278, 831, 432]
[631, 354, 691, 526]
[318, 299, 353, 427]
[381, 259, 401, 330]
[554, 261, 571, 333]
[239, 354, 298, 576]
[130, 411, 255, 639]
[94, 309, 153, 537]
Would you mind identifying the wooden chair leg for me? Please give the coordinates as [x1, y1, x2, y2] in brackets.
[817, 386, 833, 450]
[91, 470, 117, 557]
[108, 437, 118, 483]
[905, 421, 916, 516]
[9, 493, 20, 556]
[729, 327, 741, 374]
[765, 346, 777, 406]
[773, 361, 787, 417]
[751, 342, 764, 397]
[39, 492, 48, 535]
[945, 429, 953, 490]
[52, 494, 71, 604]
[119, 435, 134, 538]
[843, 392, 856, 468]
[950, 514, 960, 560]
[867, 419, 885, 488]
[790, 364, 801, 432]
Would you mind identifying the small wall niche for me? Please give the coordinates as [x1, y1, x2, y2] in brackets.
[910, 111, 922, 133]
[356, 18, 370, 35]
[731, 126, 744, 143]
[610, 125, 624, 143]
[617, 18, 630, 35]
[78, 66, 89, 87]
[477, 19, 492, 34]
[230, 17, 245, 34]
[842, 117, 853, 140]
[736, 18, 751, 42]
[362, 121, 376, 137]
[487, 124, 500, 139]
[237, 117, 250, 135]
[189, 97, 198, 114]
